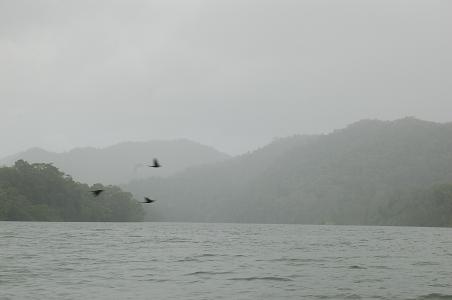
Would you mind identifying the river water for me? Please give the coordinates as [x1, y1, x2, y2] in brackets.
[0, 222, 451, 299]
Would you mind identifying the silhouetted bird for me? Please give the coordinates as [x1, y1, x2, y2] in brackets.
[149, 158, 161, 168]
[91, 189, 104, 197]
[143, 197, 156, 203]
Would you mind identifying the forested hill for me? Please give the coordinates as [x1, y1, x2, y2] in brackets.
[125, 117, 452, 226]
[0, 139, 230, 185]
[0, 160, 144, 221]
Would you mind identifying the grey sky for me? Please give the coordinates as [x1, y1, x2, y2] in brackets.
[1, 0, 451, 157]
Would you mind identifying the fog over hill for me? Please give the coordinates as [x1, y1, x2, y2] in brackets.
[0, 139, 230, 185]
[125, 118, 452, 226]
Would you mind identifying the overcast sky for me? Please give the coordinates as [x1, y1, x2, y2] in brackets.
[1, 0, 451, 157]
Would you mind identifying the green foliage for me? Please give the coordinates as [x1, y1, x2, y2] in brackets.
[381, 184, 452, 227]
[0, 160, 144, 221]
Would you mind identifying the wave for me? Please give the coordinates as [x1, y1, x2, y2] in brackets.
[414, 294, 452, 300]
[412, 261, 440, 266]
[176, 257, 201, 262]
[349, 265, 366, 269]
[228, 276, 293, 282]
[185, 271, 233, 276]
[263, 257, 325, 263]
[196, 253, 217, 257]
[159, 238, 193, 243]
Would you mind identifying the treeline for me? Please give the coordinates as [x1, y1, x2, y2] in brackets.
[380, 184, 452, 227]
[0, 160, 144, 221]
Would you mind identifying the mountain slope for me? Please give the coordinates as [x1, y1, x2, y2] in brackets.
[0, 139, 230, 185]
[125, 118, 452, 225]
[0, 160, 144, 221]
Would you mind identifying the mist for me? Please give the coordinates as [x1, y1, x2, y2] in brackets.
[2, 2, 452, 298]
[1, 0, 451, 157]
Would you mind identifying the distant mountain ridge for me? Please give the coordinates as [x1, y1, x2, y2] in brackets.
[125, 117, 452, 226]
[0, 139, 230, 185]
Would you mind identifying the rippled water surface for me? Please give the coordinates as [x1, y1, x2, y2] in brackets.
[1, 222, 451, 299]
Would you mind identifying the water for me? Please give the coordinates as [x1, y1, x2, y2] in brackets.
[1, 222, 451, 300]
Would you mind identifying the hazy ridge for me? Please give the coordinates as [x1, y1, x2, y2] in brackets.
[126, 118, 452, 226]
[0, 139, 230, 185]
[2, 118, 452, 226]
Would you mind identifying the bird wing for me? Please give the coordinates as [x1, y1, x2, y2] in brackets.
[91, 189, 104, 196]
[144, 197, 155, 203]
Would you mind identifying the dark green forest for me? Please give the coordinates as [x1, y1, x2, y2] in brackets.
[0, 160, 144, 221]
[380, 184, 452, 227]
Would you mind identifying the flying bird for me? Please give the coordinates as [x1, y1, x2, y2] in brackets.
[91, 189, 104, 197]
[149, 158, 161, 168]
[143, 197, 156, 203]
